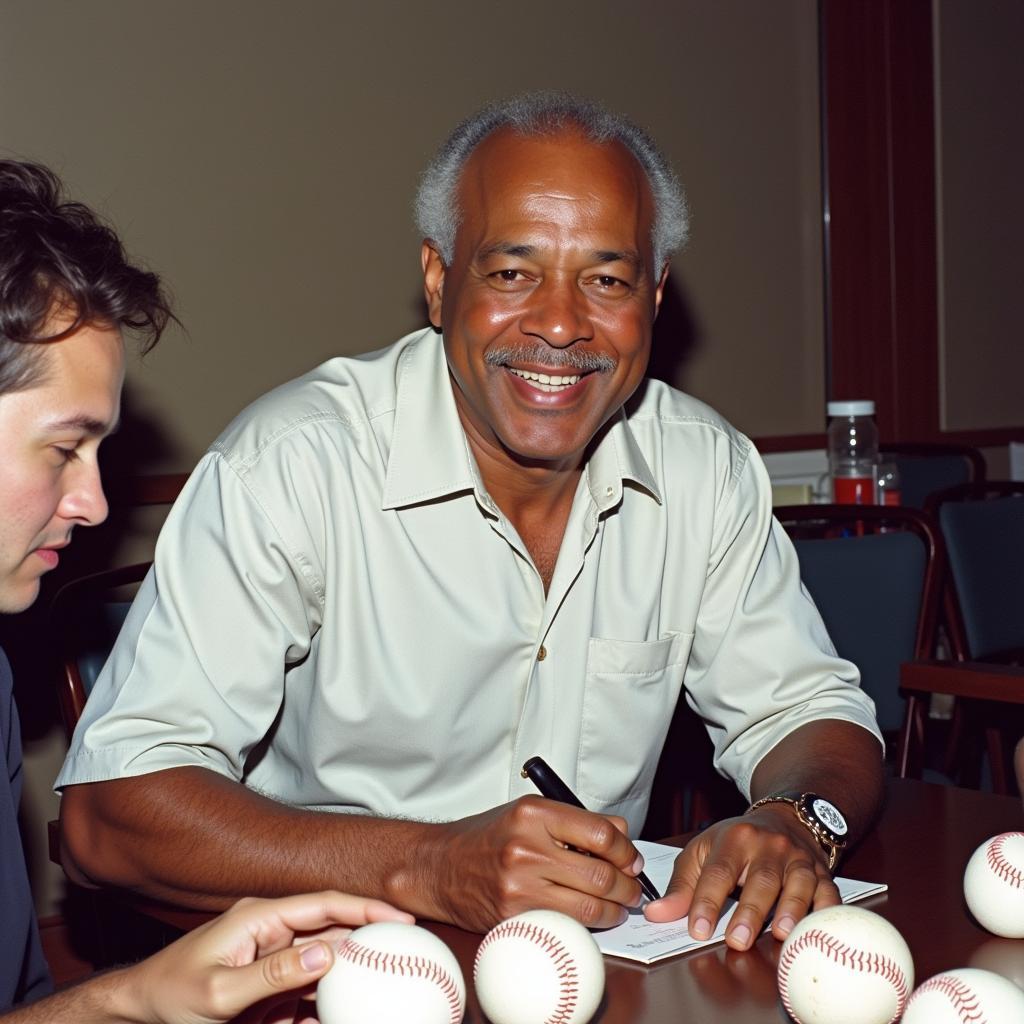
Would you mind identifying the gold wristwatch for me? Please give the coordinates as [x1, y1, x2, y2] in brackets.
[746, 791, 849, 871]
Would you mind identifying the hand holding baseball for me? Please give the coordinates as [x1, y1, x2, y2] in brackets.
[317, 922, 465, 1024]
[116, 890, 413, 1024]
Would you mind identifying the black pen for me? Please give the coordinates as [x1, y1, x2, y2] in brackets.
[521, 755, 662, 902]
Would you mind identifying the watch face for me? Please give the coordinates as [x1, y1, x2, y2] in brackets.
[811, 797, 848, 837]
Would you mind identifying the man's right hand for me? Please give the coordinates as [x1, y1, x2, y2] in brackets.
[414, 795, 646, 933]
[60, 770, 646, 934]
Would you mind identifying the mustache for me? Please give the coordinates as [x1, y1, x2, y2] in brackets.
[484, 344, 616, 373]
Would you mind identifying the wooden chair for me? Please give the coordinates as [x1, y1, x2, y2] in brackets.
[47, 474, 191, 963]
[48, 471, 186, 737]
[900, 661, 1024, 796]
[48, 472, 185, 739]
[50, 562, 151, 741]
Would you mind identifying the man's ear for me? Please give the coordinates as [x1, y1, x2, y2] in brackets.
[421, 241, 446, 329]
[652, 263, 671, 321]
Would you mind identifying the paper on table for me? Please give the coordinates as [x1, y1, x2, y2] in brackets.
[593, 839, 888, 964]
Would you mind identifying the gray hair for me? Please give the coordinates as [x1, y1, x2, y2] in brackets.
[414, 91, 688, 272]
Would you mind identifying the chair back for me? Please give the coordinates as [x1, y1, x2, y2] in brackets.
[50, 562, 152, 740]
[928, 481, 1024, 663]
[879, 442, 985, 508]
[47, 471, 186, 740]
[774, 505, 944, 741]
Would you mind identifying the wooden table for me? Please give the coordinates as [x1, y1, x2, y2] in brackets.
[57, 779, 1023, 1020]
[428, 779, 1024, 1023]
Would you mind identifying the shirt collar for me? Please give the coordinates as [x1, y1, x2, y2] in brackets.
[382, 329, 661, 512]
[381, 329, 484, 511]
[585, 405, 663, 512]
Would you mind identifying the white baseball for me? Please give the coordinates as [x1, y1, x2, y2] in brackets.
[777, 905, 914, 1024]
[316, 921, 466, 1024]
[473, 909, 605, 1024]
[902, 967, 1024, 1023]
[963, 831, 1024, 938]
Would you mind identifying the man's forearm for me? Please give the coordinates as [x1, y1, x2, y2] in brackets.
[1, 969, 134, 1024]
[59, 767, 451, 918]
[748, 719, 885, 844]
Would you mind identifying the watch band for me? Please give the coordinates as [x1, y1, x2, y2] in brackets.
[746, 791, 848, 871]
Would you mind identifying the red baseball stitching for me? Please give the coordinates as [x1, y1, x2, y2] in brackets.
[906, 974, 985, 1023]
[474, 920, 580, 1024]
[339, 938, 463, 1024]
[777, 929, 909, 1024]
[985, 833, 1024, 889]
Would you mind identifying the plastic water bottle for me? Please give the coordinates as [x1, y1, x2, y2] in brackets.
[827, 400, 878, 505]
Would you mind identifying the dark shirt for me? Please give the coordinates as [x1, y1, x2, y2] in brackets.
[1, 647, 52, 1009]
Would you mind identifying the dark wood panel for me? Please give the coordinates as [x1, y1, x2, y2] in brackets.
[820, 0, 938, 442]
[886, 0, 940, 439]
[820, 0, 894, 429]
[818, 0, 1022, 449]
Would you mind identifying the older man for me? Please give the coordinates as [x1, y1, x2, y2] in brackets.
[59, 93, 884, 951]
[0, 159, 408, 1021]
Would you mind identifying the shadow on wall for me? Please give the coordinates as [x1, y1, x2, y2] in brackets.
[0, 383, 179, 742]
[648, 271, 702, 391]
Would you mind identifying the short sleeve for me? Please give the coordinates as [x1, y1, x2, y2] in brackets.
[681, 447, 884, 798]
[56, 449, 323, 788]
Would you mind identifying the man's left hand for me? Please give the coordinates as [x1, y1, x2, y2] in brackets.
[642, 804, 838, 950]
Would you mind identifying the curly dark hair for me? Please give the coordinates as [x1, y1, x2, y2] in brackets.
[0, 159, 174, 394]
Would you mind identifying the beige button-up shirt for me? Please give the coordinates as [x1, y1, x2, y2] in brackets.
[58, 328, 881, 834]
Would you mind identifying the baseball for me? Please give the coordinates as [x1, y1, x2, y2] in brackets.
[902, 967, 1024, 1023]
[473, 909, 605, 1024]
[776, 904, 914, 1024]
[316, 921, 466, 1024]
[963, 831, 1024, 938]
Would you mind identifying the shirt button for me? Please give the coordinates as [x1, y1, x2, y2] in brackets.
[605, 486, 614, 496]
[537, 645, 547, 661]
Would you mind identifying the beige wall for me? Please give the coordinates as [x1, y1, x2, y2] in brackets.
[936, 0, 1024, 431]
[2, 0, 825, 915]
[1, 0, 825, 473]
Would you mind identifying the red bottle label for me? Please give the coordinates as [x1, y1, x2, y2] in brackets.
[833, 476, 876, 505]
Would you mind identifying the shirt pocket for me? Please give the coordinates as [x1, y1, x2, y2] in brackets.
[576, 631, 693, 810]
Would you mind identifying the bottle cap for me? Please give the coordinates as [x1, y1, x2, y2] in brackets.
[827, 400, 875, 416]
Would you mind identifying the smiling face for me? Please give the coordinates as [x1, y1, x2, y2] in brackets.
[422, 127, 667, 477]
[0, 319, 124, 612]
